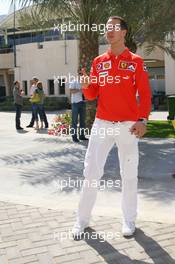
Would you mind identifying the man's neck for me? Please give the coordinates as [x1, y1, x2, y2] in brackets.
[110, 43, 126, 56]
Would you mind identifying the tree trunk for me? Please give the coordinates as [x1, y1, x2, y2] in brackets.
[79, 30, 99, 128]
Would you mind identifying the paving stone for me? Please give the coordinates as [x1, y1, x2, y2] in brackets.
[28, 232, 42, 242]
[124, 248, 148, 260]
[16, 238, 33, 251]
[0, 201, 175, 264]
[37, 252, 53, 264]
[48, 244, 65, 257]
[63, 259, 87, 264]
[0, 240, 17, 249]
[6, 246, 21, 259]
[0, 212, 9, 220]
[21, 217, 33, 225]
[65, 245, 92, 254]
[0, 255, 8, 264]
[33, 238, 59, 248]
[79, 250, 100, 263]
[21, 246, 48, 257]
[0, 248, 6, 255]
[1, 233, 27, 242]
[53, 252, 80, 263]
[8, 255, 38, 264]
[11, 221, 24, 231]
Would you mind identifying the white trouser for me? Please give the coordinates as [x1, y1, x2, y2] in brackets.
[77, 118, 139, 224]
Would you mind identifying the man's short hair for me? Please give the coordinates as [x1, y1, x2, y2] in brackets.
[108, 16, 128, 31]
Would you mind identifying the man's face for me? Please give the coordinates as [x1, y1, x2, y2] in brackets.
[106, 18, 126, 45]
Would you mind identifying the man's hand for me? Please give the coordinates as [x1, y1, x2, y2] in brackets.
[80, 68, 90, 88]
[130, 122, 147, 138]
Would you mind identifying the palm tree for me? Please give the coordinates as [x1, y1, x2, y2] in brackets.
[17, 0, 175, 64]
[17, 0, 120, 127]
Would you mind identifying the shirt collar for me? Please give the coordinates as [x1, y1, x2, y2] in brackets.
[106, 47, 130, 60]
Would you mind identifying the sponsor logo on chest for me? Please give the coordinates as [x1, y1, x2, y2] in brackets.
[96, 60, 112, 72]
[99, 71, 109, 77]
[118, 60, 137, 72]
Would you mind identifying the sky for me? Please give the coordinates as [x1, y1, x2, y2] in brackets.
[0, 0, 20, 15]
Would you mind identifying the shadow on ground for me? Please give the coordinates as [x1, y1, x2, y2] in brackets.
[0, 138, 175, 202]
[78, 227, 175, 264]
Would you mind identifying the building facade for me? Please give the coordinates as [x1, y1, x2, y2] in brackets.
[0, 9, 174, 102]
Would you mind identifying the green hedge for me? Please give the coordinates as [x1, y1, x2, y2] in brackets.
[0, 96, 70, 111]
[145, 121, 175, 138]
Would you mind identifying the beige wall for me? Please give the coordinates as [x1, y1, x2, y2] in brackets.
[0, 53, 14, 69]
[136, 44, 164, 61]
[15, 40, 79, 97]
[165, 53, 175, 95]
[11, 40, 174, 96]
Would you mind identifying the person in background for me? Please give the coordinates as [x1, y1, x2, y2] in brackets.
[69, 71, 88, 142]
[26, 77, 38, 128]
[30, 81, 45, 130]
[26, 77, 49, 128]
[36, 81, 48, 129]
[13, 81, 24, 130]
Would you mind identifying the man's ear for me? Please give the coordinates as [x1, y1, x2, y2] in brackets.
[122, 30, 127, 38]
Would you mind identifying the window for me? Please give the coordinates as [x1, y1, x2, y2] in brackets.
[157, 74, 165, 80]
[149, 75, 155, 79]
[59, 79, 65, 95]
[22, 81, 28, 95]
[48, 79, 55, 95]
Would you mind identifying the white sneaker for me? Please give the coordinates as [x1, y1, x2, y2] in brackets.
[122, 220, 135, 237]
[72, 220, 89, 237]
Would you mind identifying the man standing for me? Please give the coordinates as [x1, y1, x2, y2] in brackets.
[72, 16, 151, 237]
[13, 81, 23, 130]
[69, 72, 88, 142]
[27, 77, 48, 128]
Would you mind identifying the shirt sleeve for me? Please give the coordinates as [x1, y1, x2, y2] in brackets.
[135, 59, 152, 119]
[82, 59, 99, 100]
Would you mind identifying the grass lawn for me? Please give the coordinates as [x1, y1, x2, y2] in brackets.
[145, 120, 175, 138]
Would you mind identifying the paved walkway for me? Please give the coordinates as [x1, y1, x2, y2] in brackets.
[0, 201, 175, 264]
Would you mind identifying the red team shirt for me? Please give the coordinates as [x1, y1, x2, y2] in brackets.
[83, 47, 152, 121]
